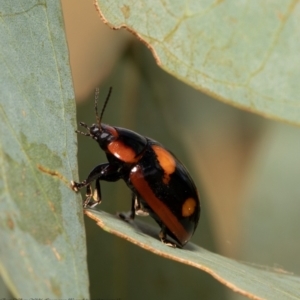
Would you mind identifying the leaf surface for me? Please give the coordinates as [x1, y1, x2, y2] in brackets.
[96, 0, 300, 125]
[0, 1, 88, 297]
[86, 209, 300, 300]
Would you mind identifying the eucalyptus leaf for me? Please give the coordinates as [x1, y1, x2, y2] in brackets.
[0, 1, 88, 297]
[96, 0, 300, 125]
[86, 209, 300, 300]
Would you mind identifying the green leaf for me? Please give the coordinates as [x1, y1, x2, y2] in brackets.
[96, 0, 300, 125]
[86, 209, 300, 300]
[0, 1, 88, 297]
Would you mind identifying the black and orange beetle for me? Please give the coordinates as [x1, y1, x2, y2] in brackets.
[71, 88, 200, 247]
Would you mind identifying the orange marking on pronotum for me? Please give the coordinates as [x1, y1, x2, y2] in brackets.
[130, 165, 190, 245]
[108, 140, 139, 163]
[152, 145, 176, 184]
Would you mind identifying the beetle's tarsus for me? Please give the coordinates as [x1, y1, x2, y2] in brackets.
[118, 211, 135, 221]
[70, 180, 79, 192]
[159, 227, 177, 248]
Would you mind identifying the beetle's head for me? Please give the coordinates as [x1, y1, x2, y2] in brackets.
[75, 87, 116, 148]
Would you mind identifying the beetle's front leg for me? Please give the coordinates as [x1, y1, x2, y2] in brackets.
[71, 163, 122, 208]
[118, 192, 137, 221]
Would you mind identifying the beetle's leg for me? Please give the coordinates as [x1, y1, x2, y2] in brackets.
[71, 163, 109, 191]
[93, 176, 102, 202]
[159, 225, 177, 248]
[83, 183, 93, 207]
[71, 163, 122, 207]
[134, 195, 149, 216]
[119, 193, 150, 221]
[83, 185, 96, 208]
[130, 193, 136, 219]
[119, 192, 137, 221]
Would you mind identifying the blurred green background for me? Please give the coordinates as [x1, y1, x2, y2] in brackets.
[61, 1, 300, 299]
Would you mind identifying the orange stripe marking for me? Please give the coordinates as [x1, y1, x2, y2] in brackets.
[130, 165, 190, 245]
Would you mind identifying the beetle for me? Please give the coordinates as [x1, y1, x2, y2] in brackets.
[71, 87, 200, 247]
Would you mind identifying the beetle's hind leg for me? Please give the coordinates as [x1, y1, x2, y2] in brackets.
[159, 225, 177, 248]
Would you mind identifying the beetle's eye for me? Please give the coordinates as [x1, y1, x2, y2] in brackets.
[100, 132, 110, 140]
[90, 124, 100, 134]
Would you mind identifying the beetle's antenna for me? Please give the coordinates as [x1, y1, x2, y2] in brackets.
[94, 88, 100, 126]
[95, 87, 112, 129]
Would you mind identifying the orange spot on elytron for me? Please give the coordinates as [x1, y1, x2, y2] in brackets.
[152, 145, 176, 184]
[108, 140, 138, 163]
[182, 198, 197, 217]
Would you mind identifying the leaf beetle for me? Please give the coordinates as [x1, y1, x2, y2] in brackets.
[71, 88, 200, 247]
